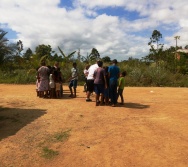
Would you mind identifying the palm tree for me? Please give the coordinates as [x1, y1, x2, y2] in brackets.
[81, 52, 96, 63]
[58, 46, 76, 63]
[0, 29, 12, 65]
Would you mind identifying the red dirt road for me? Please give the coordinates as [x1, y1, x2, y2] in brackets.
[0, 84, 188, 167]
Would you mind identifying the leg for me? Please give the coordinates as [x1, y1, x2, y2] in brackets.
[95, 93, 100, 106]
[84, 83, 86, 92]
[73, 80, 77, 97]
[86, 80, 94, 101]
[117, 88, 120, 102]
[100, 94, 104, 105]
[69, 81, 73, 97]
[60, 83, 63, 97]
[109, 80, 118, 106]
[73, 87, 76, 97]
[120, 89, 124, 104]
[69, 86, 73, 96]
[40, 91, 44, 98]
[86, 91, 91, 100]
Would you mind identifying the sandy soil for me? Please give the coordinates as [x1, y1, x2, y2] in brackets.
[0, 84, 188, 167]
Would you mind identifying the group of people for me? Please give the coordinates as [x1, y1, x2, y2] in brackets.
[84, 59, 126, 107]
[36, 61, 63, 98]
[36, 59, 126, 107]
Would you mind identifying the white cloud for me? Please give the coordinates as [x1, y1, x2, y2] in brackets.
[0, 0, 188, 61]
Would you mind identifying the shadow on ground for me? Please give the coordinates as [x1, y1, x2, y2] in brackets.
[122, 102, 150, 109]
[0, 106, 46, 141]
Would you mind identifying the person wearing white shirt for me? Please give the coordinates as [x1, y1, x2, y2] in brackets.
[85, 62, 99, 101]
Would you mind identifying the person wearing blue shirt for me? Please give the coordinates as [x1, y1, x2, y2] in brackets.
[108, 59, 120, 107]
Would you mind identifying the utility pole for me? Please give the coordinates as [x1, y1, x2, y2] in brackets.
[174, 36, 180, 73]
[174, 36, 180, 50]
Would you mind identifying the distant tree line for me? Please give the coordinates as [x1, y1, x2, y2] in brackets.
[0, 28, 188, 86]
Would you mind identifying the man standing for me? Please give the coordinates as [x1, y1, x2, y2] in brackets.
[85, 60, 99, 101]
[108, 59, 120, 107]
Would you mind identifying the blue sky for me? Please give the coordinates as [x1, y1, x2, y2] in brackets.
[0, 0, 187, 60]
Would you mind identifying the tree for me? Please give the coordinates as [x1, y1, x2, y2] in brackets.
[58, 46, 76, 63]
[102, 56, 111, 62]
[148, 30, 163, 65]
[16, 40, 23, 56]
[81, 53, 95, 64]
[89, 48, 100, 60]
[0, 29, 12, 65]
[35, 44, 52, 60]
[148, 30, 162, 50]
[23, 48, 33, 60]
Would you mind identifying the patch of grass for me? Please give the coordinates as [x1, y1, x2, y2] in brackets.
[53, 129, 71, 142]
[38, 129, 71, 159]
[41, 147, 59, 159]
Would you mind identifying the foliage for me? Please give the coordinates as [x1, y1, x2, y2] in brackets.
[41, 147, 59, 159]
[1, 28, 188, 87]
[35, 44, 52, 60]
[148, 30, 164, 65]
[58, 46, 76, 63]
[0, 29, 13, 65]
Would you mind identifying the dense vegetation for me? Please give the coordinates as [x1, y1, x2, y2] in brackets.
[0, 29, 188, 86]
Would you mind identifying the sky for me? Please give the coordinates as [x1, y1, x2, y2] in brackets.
[0, 0, 188, 61]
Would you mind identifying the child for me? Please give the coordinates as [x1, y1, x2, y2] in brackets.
[49, 67, 55, 98]
[69, 62, 78, 98]
[54, 67, 61, 98]
[117, 71, 127, 104]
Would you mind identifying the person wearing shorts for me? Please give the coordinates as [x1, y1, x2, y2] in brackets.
[86, 61, 99, 101]
[69, 62, 78, 98]
[93, 61, 107, 106]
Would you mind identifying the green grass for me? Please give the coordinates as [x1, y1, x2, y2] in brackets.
[39, 129, 71, 159]
[53, 129, 71, 142]
[41, 147, 59, 159]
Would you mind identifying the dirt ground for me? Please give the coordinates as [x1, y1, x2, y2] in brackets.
[0, 84, 188, 167]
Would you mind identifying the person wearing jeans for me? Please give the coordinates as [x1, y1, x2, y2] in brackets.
[108, 59, 120, 107]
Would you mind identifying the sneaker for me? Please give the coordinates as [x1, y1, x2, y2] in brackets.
[86, 99, 92, 102]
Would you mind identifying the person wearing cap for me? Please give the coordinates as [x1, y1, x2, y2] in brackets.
[108, 59, 120, 107]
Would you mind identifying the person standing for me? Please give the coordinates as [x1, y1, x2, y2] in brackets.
[37, 61, 50, 98]
[54, 62, 63, 97]
[93, 61, 107, 106]
[108, 59, 120, 107]
[83, 64, 90, 92]
[103, 66, 110, 105]
[69, 62, 78, 98]
[49, 67, 55, 98]
[117, 71, 126, 104]
[85, 60, 99, 102]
